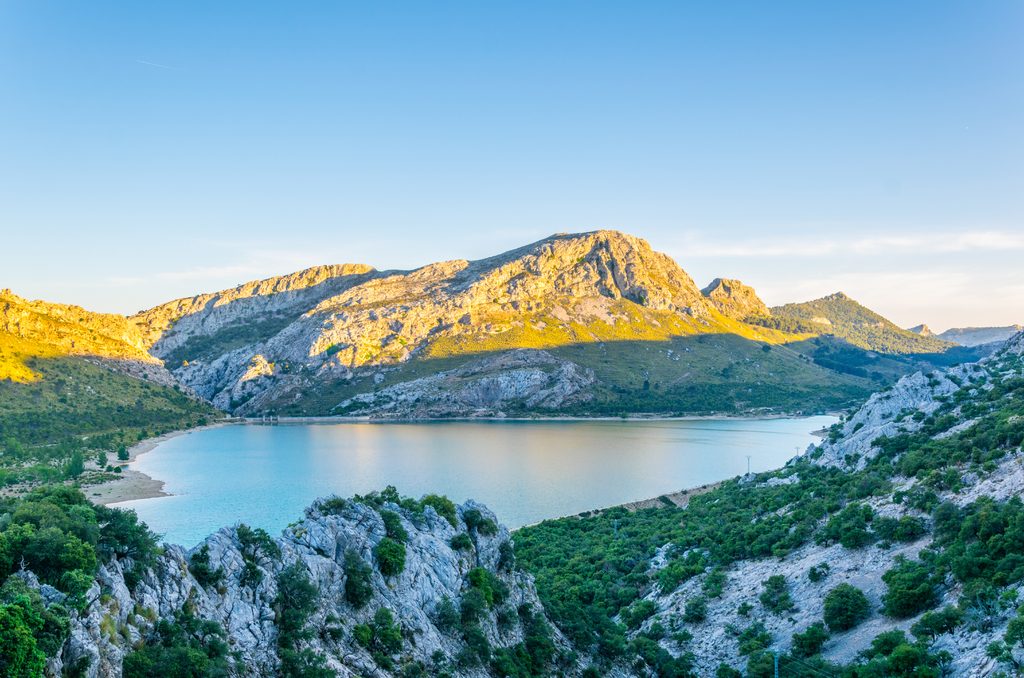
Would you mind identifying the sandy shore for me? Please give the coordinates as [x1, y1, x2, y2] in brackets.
[88, 422, 230, 506]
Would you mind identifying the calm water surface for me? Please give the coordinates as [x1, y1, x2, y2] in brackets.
[115, 417, 835, 546]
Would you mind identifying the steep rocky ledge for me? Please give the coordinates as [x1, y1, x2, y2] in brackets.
[37, 496, 573, 677]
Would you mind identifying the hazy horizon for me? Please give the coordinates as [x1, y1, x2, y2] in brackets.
[2, 2, 1021, 330]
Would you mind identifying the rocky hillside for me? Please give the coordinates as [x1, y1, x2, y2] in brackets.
[127, 231, 970, 418]
[516, 330, 1024, 676]
[12, 489, 574, 678]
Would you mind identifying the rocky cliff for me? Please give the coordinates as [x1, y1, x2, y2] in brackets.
[41, 494, 574, 677]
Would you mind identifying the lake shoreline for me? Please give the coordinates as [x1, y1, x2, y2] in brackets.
[89, 421, 232, 506]
[89, 413, 831, 518]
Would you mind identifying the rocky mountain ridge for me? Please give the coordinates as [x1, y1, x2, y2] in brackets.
[40, 494, 573, 678]
[111, 230, 968, 418]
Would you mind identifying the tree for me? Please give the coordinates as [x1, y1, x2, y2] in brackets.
[374, 538, 405, 577]
[791, 622, 829, 657]
[65, 451, 84, 478]
[823, 584, 870, 632]
[343, 550, 374, 608]
[0, 599, 46, 678]
[759, 575, 794, 614]
[882, 558, 937, 618]
[96, 450, 108, 468]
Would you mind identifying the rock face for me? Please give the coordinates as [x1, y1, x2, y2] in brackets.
[336, 349, 596, 418]
[700, 278, 769, 319]
[908, 324, 934, 337]
[51, 497, 572, 677]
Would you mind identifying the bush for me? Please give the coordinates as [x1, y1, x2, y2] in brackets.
[0, 597, 47, 678]
[380, 510, 409, 543]
[421, 494, 458, 527]
[621, 600, 657, 630]
[354, 607, 403, 659]
[434, 596, 459, 632]
[911, 605, 963, 641]
[683, 596, 707, 623]
[791, 622, 829, 657]
[463, 509, 498, 536]
[823, 584, 870, 632]
[344, 550, 374, 609]
[467, 567, 508, 607]
[188, 545, 224, 589]
[460, 589, 488, 623]
[122, 608, 232, 678]
[882, 558, 938, 618]
[759, 575, 794, 614]
[450, 533, 473, 551]
[374, 538, 406, 577]
[807, 563, 830, 583]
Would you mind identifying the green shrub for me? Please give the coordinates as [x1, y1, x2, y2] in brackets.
[791, 622, 829, 657]
[421, 494, 458, 527]
[911, 605, 963, 641]
[759, 575, 794, 614]
[380, 511, 409, 543]
[374, 538, 406, 577]
[460, 589, 488, 623]
[807, 563, 830, 583]
[882, 558, 938, 618]
[823, 584, 870, 632]
[344, 550, 374, 609]
[683, 596, 707, 623]
[621, 600, 656, 630]
[434, 596, 459, 632]
[450, 533, 473, 551]
[463, 509, 497, 536]
[122, 608, 232, 678]
[188, 545, 224, 589]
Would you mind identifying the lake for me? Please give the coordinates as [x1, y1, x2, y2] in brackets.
[114, 417, 836, 546]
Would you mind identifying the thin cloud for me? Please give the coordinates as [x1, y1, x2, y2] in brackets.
[676, 230, 1024, 259]
[135, 59, 177, 70]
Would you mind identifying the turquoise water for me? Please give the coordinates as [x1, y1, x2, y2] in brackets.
[114, 417, 835, 546]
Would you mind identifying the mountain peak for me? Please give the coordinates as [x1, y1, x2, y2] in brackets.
[700, 278, 768, 319]
[908, 324, 934, 337]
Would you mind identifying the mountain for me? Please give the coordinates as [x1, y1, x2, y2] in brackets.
[937, 324, 1023, 347]
[761, 292, 953, 354]
[517, 329, 1024, 675]
[0, 290, 216, 453]
[700, 278, 769, 319]
[2, 231, 987, 424]
[128, 231, 965, 418]
[908, 323, 934, 337]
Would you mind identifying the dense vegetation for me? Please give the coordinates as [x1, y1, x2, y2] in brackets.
[0, 486, 160, 672]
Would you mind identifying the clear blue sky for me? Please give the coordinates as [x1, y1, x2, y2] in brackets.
[2, 1, 1021, 330]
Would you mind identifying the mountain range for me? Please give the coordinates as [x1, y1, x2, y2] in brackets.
[0, 230, 1008, 429]
[910, 324, 1024, 347]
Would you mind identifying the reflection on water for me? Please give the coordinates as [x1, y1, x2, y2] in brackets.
[114, 417, 836, 546]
